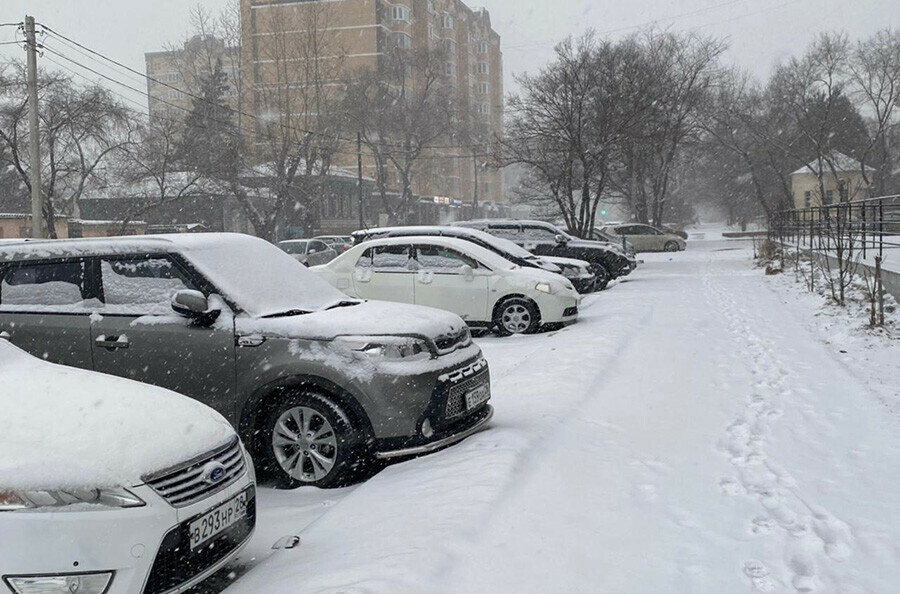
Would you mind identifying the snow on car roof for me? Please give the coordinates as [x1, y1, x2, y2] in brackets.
[0, 339, 234, 490]
[0, 233, 352, 318]
[354, 235, 518, 271]
[353, 225, 539, 261]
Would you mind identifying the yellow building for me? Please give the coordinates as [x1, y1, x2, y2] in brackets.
[791, 152, 874, 209]
[0, 214, 68, 239]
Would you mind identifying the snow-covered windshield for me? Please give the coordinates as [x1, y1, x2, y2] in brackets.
[177, 234, 353, 318]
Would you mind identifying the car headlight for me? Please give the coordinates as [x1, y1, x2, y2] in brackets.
[334, 335, 431, 360]
[535, 281, 553, 294]
[4, 572, 113, 594]
[0, 487, 145, 511]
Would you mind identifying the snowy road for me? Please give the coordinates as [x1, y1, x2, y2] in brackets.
[222, 236, 900, 593]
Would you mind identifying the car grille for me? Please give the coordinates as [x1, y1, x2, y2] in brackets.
[444, 366, 490, 419]
[434, 326, 472, 354]
[143, 486, 255, 594]
[564, 306, 578, 317]
[144, 438, 245, 508]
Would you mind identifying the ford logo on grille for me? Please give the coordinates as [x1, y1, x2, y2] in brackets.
[202, 461, 228, 485]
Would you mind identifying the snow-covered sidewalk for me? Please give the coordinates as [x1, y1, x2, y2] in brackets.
[224, 236, 900, 593]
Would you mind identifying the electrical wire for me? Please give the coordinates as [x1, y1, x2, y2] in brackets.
[39, 47, 491, 163]
[40, 24, 499, 154]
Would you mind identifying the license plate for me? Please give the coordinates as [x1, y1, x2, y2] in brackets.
[188, 490, 249, 551]
[465, 383, 490, 410]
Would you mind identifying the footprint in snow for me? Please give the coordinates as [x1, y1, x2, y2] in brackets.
[743, 560, 778, 592]
[750, 516, 778, 535]
[719, 477, 746, 496]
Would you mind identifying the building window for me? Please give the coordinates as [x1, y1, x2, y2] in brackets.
[444, 62, 456, 76]
[476, 62, 489, 74]
[838, 179, 848, 202]
[476, 82, 489, 94]
[428, 23, 435, 39]
[443, 39, 456, 54]
[393, 32, 413, 50]
[824, 190, 834, 205]
[161, 72, 180, 83]
[476, 41, 488, 54]
[391, 4, 411, 22]
[442, 13, 454, 29]
[165, 90, 184, 101]
[803, 191, 811, 207]
[427, 0, 436, 14]
[476, 102, 489, 115]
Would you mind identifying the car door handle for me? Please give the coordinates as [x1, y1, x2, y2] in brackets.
[417, 270, 434, 284]
[95, 334, 130, 350]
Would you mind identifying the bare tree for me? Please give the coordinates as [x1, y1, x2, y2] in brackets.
[0, 62, 133, 237]
[847, 29, 900, 194]
[344, 47, 456, 224]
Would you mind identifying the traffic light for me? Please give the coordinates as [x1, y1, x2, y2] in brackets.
[600, 209, 607, 216]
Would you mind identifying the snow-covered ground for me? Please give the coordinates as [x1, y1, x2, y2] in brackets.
[211, 227, 900, 593]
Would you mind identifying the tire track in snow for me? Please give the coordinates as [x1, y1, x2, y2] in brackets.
[702, 256, 855, 593]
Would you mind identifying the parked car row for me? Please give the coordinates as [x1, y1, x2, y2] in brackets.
[0, 219, 686, 592]
[0, 233, 492, 592]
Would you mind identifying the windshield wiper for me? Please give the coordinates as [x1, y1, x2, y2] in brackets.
[262, 309, 311, 318]
[323, 300, 360, 310]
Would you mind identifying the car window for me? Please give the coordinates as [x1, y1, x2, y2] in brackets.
[308, 240, 329, 253]
[415, 244, 481, 272]
[521, 226, 558, 241]
[0, 260, 92, 312]
[98, 256, 198, 315]
[280, 241, 307, 255]
[357, 245, 414, 271]
[617, 226, 638, 235]
[486, 225, 520, 240]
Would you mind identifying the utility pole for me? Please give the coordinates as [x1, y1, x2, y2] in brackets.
[357, 132, 365, 229]
[25, 15, 44, 239]
[472, 148, 479, 220]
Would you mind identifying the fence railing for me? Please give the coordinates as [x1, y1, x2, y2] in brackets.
[769, 194, 900, 262]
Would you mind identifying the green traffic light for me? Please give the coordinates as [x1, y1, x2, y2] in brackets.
[600, 209, 607, 216]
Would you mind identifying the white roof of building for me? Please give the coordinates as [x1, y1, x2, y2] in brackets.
[791, 152, 876, 176]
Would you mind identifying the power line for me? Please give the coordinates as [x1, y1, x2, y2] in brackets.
[39, 24, 498, 154]
[39, 47, 491, 163]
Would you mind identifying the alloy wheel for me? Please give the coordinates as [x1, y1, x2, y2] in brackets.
[501, 304, 532, 334]
[272, 406, 338, 482]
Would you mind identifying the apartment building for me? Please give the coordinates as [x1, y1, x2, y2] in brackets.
[145, 35, 242, 122]
[242, 0, 504, 207]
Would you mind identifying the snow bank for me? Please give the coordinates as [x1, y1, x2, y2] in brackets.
[0, 340, 234, 490]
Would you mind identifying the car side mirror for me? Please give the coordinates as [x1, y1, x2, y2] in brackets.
[554, 234, 568, 245]
[171, 289, 220, 325]
[460, 264, 474, 280]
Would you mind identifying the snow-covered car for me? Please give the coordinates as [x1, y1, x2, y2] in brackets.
[313, 236, 580, 335]
[352, 225, 601, 292]
[313, 235, 354, 254]
[0, 338, 256, 594]
[0, 233, 491, 489]
[452, 219, 637, 279]
[601, 224, 687, 252]
[277, 238, 338, 266]
[590, 227, 637, 258]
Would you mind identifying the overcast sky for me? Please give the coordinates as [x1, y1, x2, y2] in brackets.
[2, 0, 898, 110]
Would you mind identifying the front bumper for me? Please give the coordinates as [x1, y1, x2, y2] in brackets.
[570, 275, 598, 293]
[0, 471, 255, 594]
[375, 405, 494, 459]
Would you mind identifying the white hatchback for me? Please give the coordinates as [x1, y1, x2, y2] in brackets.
[0, 339, 256, 594]
[313, 236, 580, 335]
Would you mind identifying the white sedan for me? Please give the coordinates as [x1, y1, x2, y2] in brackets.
[0, 338, 256, 594]
[312, 236, 580, 335]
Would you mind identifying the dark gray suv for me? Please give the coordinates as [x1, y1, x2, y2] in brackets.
[0, 233, 492, 488]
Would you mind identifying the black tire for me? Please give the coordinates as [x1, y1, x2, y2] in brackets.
[257, 390, 366, 489]
[591, 264, 610, 291]
[493, 296, 541, 336]
[664, 241, 679, 252]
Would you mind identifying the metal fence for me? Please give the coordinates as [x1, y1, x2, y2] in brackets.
[769, 194, 900, 261]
